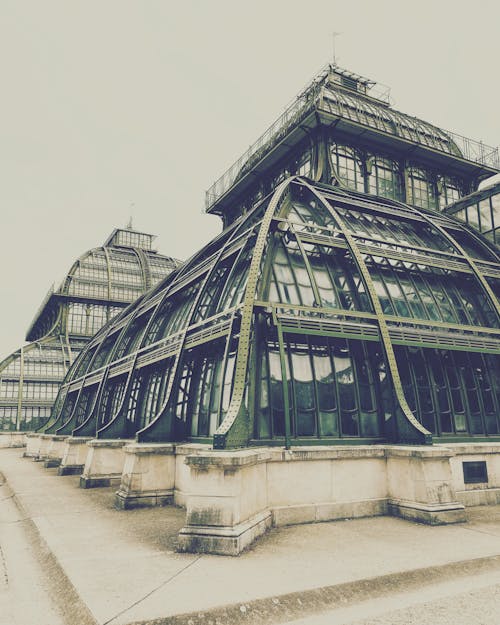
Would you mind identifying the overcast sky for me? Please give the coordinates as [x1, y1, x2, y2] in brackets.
[0, 0, 499, 358]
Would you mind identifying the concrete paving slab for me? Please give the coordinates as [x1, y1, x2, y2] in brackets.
[2, 447, 500, 625]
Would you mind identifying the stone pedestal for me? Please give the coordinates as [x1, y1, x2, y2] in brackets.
[115, 443, 176, 509]
[80, 439, 131, 488]
[43, 435, 69, 468]
[58, 437, 93, 476]
[0, 432, 27, 448]
[173, 444, 211, 507]
[31, 434, 53, 461]
[386, 446, 466, 524]
[24, 433, 44, 458]
[178, 449, 272, 556]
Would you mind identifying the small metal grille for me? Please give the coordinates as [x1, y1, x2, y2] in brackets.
[341, 76, 358, 91]
[463, 461, 488, 484]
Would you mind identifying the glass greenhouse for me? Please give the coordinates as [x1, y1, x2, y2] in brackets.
[0, 227, 180, 432]
[44, 179, 500, 447]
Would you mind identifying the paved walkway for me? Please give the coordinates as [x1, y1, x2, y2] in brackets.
[1, 447, 500, 625]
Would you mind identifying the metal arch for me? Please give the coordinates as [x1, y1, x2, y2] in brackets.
[136, 199, 264, 443]
[96, 352, 140, 438]
[72, 366, 112, 437]
[64, 226, 227, 441]
[102, 246, 113, 300]
[300, 179, 432, 443]
[214, 177, 295, 448]
[133, 246, 152, 291]
[48, 375, 88, 435]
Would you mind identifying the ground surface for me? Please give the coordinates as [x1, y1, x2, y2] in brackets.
[1, 447, 500, 625]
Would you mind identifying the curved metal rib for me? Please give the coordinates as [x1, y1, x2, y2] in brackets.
[301, 179, 431, 443]
[214, 177, 294, 448]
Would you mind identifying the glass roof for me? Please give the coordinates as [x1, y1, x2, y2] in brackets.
[44, 178, 500, 446]
[206, 64, 500, 211]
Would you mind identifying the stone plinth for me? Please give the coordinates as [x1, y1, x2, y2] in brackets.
[58, 437, 93, 475]
[174, 444, 211, 507]
[176, 444, 469, 554]
[24, 433, 44, 458]
[386, 446, 465, 524]
[30, 434, 53, 461]
[444, 443, 500, 507]
[43, 435, 69, 468]
[0, 432, 27, 448]
[115, 443, 176, 509]
[178, 449, 272, 556]
[80, 439, 131, 488]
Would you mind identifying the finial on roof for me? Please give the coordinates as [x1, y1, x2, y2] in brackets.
[126, 203, 136, 230]
[332, 32, 342, 65]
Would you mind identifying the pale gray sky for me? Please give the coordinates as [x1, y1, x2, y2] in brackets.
[1, 0, 499, 357]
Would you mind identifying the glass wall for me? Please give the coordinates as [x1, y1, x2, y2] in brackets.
[395, 347, 500, 436]
[255, 334, 383, 440]
[47, 181, 500, 446]
[447, 185, 500, 246]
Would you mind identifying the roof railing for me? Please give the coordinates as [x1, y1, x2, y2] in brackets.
[205, 65, 499, 211]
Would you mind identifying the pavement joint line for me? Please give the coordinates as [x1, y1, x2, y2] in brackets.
[456, 525, 500, 539]
[1, 472, 100, 625]
[102, 555, 204, 625]
[123, 554, 500, 625]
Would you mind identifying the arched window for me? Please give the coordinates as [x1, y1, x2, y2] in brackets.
[367, 156, 403, 201]
[407, 168, 438, 210]
[330, 143, 364, 192]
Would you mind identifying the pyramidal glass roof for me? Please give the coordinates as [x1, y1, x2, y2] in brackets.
[206, 64, 500, 212]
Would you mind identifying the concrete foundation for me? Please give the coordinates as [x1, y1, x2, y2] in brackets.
[80, 439, 131, 488]
[43, 435, 69, 468]
[29, 434, 53, 461]
[57, 436, 94, 475]
[16, 437, 500, 555]
[24, 433, 43, 458]
[177, 449, 272, 555]
[0, 432, 27, 448]
[385, 446, 466, 524]
[177, 445, 467, 555]
[115, 443, 176, 509]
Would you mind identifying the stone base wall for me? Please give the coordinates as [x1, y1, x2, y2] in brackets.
[444, 443, 500, 506]
[19, 438, 500, 555]
[0, 432, 27, 448]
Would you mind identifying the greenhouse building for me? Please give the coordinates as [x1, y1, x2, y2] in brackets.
[0, 227, 179, 435]
[25, 65, 500, 554]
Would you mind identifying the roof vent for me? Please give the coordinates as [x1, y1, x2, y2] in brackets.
[341, 75, 358, 91]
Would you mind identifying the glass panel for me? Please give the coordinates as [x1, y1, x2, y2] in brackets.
[368, 156, 403, 201]
[269, 345, 285, 437]
[334, 342, 358, 436]
[290, 345, 315, 436]
[312, 342, 338, 437]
